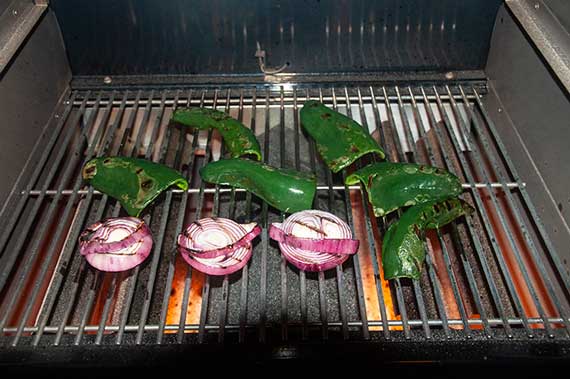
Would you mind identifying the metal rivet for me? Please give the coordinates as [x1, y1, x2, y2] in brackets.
[498, 108, 503, 113]
[534, 3, 540, 9]
[445, 72, 455, 80]
[12, 9, 18, 15]
[103, 76, 112, 84]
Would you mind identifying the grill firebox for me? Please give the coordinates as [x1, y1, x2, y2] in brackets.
[1, 83, 568, 351]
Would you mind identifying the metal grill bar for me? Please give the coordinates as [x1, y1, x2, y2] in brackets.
[378, 86, 413, 339]
[1, 83, 568, 348]
[279, 87, 288, 341]
[393, 85, 472, 338]
[5, 316, 570, 334]
[47, 90, 141, 346]
[239, 88, 256, 343]
[156, 90, 197, 344]
[10, 92, 114, 347]
[465, 87, 570, 332]
[0, 92, 86, 295]
[407, 86, 493, 338]
[195, 90, 217, 343]
[308, 91, 329, 340]
[21, 183, 526, 195]
[400, 86, 454, 338]
[0, 90, 74, 250]
[218, 89, 237, 343]
[471, 87, 570, 295]
[418, 87, 512, 338]
[70, 93, 481, 109]
[175, 90, 205, 344]
[258, 89, 271, 343]
[0, 93, 93, 337]
[433, 87, 548, 337]
[446, 86, 569, 336]
[295, 89, 309, 340]
[339, 87, 383, 339]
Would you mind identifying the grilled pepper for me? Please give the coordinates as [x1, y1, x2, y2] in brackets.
[300, 101, 385, 172]
[382, 198, 473, 280]
[345, 162, 462, 217]
[82, 157, 188, 217]
[199, 158, 316, 213]
[171, 107, 262, 161]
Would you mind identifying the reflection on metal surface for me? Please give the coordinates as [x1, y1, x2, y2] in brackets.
[51, 0, 501, 76]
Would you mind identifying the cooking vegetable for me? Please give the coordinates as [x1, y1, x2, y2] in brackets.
[177, 217, 261, 275]
[171, 107, 262, 160]
[82, 157, 189, 217]
[382, 198, 473, 280]
[300, 100, 385, 172]
[79, 217, 153, 272]
[345, 162, 462, 217]
[200, 158, 316, 213]
[270, 210, 359, 272]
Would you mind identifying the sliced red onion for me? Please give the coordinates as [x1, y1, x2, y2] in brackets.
[79, 217, 153, 272]
[177, 217, 260, 276]
[270, 210, 358, 272]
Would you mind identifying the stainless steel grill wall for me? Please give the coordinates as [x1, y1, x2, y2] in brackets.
[51, 0, 502, 75]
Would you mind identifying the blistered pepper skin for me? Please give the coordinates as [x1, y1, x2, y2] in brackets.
[300, 101, 385, 173]
[82, 157, 188, 217]
[199, 158, 316, 213]
[171, 107, 262, 161]
[345, 162, 462, 217]
[382, 198, 473, 280]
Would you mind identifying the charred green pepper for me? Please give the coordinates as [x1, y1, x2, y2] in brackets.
[171, 107, 262, 161]
[300, 101, 385, 172]
[82, 157, 188, 217]
[345, 162, 462, 217]
[199, 158, 316, 213]
[382, 198, 473, 280]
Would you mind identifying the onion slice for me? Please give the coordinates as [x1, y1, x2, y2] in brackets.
[79, 217, 153, 272]
[269, 226, 358, 254]
[177, 217, 260, 276]
[270, 210, 359, 272]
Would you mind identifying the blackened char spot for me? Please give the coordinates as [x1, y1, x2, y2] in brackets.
[84, 166, 96, 175]
[103, 158, 112, 165]
[135, 168, 143, 174]
[350, 145, 360, 153]
[141, 179, 153, 190]
[320, 113, 332, 120]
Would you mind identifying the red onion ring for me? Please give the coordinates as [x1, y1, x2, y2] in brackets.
[79, 217, 153, 272]
[270, 210, 358, 272]
[177, 218, 260, 276]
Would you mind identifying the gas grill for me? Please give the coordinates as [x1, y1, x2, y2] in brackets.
[1, 0, 570, 366]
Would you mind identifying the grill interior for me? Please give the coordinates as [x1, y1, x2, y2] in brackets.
[1, 83, 569, 348]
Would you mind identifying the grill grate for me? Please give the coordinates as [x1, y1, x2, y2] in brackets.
[1, 83, 569, 347]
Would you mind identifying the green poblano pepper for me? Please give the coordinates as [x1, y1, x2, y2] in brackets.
[199, 158, 316, 213]
[300, 101, 385, 173]
[382, 198, 474, 280]
[345, 162, 463, 217]
[171, 107, 262, 161]
[82, 157, 189, 217]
